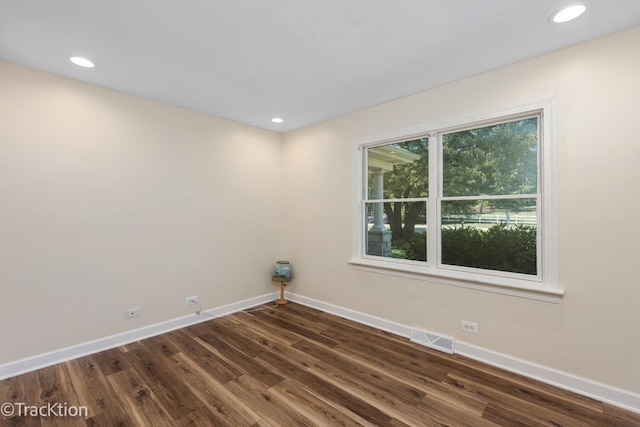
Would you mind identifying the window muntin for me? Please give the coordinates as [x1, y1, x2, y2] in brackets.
[360, 110, 546, 284]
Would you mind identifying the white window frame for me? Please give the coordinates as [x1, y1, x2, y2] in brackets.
[350, 98, 562, 303]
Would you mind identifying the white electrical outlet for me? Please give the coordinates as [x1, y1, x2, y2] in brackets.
[125, 308, 140, 319]
[461, 320, 478, 334]
[185, 295, 198, 306]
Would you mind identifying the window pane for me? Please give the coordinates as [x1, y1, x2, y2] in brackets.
[441, 199, 537, 275]
[367, 138, 428, 200]
[366, 201, 427, 262]
[442, 118, 538, 197]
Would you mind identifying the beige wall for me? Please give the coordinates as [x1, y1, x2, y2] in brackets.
[0, 62, 283, 363]
[282, 26, 640, 393]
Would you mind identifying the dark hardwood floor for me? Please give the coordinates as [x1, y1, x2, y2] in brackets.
[1, 302, 639, 426]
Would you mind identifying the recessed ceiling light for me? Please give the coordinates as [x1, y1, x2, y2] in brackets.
[70, 56, 95, 68]
[551, 3, 587, 23]
[271, 117, 284, 124]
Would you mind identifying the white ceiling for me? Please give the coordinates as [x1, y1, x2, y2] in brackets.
[1, 1, 640, 132]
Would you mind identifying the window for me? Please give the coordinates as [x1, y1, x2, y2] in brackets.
[353, 99, 560, 300]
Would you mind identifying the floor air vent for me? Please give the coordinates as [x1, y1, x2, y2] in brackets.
[410, 328, 455, 354]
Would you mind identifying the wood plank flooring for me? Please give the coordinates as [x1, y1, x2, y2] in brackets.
[1, 302, 639, 426]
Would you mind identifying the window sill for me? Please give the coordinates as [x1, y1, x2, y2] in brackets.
[348, 259, 564, 303]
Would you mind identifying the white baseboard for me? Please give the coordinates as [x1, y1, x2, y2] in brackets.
[455, 342, 640, 415]
[286, 291, 640, 414]
[0, 292, 278, 381]
[287, 292, 412, 338]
